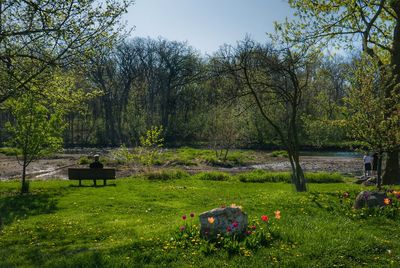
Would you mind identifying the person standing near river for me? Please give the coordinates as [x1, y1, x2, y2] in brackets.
[372, 152, 378, 177]
[363, 153, 373, 178]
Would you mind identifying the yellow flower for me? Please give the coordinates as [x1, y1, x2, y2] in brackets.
[274, 210, 281, 220]
[230, 203, 242, 209]
[208, 217, 215, 224]
[384, 198, 391, 205]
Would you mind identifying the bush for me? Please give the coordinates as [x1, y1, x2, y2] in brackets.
[78, 156, 91, 165]
[226, 153, 245, 166]
[145, 169, 189, 181]
[238, 170, 291, 183]
[0, 147, 21, 156]
[194, 172, 231, 181]
[238, 170, 344, 183]
[270, 150, 288, 158]
[111, 145, 136, 164]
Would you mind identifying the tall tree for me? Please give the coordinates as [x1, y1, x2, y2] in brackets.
[215, 38, 315, 192]
[287, 0, 400, 184]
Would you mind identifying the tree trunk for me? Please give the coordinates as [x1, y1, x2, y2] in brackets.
[383, 3, 400, 185]
[376, 152, 383, 188]
[382, 151, 399, 185]
[21, 160, 28, 194]
[287, 149, 307, 192]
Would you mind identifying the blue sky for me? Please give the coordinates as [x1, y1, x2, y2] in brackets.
[124, 0, 292, 55]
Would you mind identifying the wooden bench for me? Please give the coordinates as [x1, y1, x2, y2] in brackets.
[68, 168, 116, 186]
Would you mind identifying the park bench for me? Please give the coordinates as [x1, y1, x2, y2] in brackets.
[68, 168, 116, 186]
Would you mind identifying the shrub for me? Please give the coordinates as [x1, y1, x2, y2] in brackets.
[78, 156, 91, 165]
[270, 150, 288, 158]
[238, 170, 291, 183]
[226, 153, 245, 166]
[111, 144, 136, 164]
[238, 170, 344, 183]
[0, 147, 22, 156]
[145, 169, 189, 181]
[194, 172, 231, 181]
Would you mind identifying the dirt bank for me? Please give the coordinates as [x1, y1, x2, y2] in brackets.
[0, 150, 363, 181]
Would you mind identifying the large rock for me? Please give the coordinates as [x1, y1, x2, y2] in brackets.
[199, 206, 248, 239]
[354, 191, 387, 209]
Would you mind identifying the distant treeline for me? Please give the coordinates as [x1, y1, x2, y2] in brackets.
[0, 37, 353, 149]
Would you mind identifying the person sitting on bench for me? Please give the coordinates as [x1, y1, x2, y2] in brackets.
[89, 154, 103, 169]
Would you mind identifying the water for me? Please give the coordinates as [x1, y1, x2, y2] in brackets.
[299, 151, 361, 158]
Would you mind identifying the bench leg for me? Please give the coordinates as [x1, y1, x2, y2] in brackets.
[93, 180, 97, 186]
[104, 179, 106, 186]
[79, 180, 81, 186]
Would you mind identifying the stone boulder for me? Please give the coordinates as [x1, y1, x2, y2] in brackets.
[199, 206, 248, 239]
[354, 191, 388, 209]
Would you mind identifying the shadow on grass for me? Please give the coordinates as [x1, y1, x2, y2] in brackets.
[68, 184, 117, 188]
[0, 191, 59, 226]
[40, 240, 173, 267]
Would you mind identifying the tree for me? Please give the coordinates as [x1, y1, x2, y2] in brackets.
[214, 38, 315, 192]
[5, 92, 64, 193]
[5, 69, 96, 193]
[0, 0, 132, 104]
[139, 126, 164, 168]
[207, 106, 244, 162]
[286, 0, 400, 184]
[346, 56, 400, 186]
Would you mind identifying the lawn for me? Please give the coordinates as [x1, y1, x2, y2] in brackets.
[0, 174, 399, 267]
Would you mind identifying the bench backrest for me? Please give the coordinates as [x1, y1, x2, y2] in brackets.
[68, 168, 116, 180]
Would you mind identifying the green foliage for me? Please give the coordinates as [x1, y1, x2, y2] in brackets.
[345, 56, 400, 152]
[193, 172, 231, 181]
[144, 169, 189, 181]
[238, 170, 344, 183]
[270, 150, 288, 158]
[139, 126, 164, 167]
[303, 117, 348, 148]
[0, 0, 132, 104]
[5, 92, 65, 180]
[204, 153, 246, 168]
[78, 156, 91, 165]
[111, 144, 136, 164]
[5, 93, 64, 156]
[238, 170, 292, 183]
[0, 147, 21, 156]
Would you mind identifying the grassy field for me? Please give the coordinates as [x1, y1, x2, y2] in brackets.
[0, 173, 399, 267]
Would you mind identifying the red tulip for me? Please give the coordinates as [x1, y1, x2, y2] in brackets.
[261, 215, 269, 222]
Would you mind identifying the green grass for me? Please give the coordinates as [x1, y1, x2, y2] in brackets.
[1, 176, 399, 267]
[238, 170, 345, 183]
[144, 169, 190, 180]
